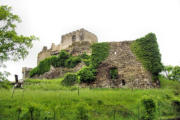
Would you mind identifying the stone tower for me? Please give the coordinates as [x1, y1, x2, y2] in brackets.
[37, 28, 98, 64]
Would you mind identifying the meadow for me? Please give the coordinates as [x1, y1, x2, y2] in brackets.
[0, 77, 180, 120]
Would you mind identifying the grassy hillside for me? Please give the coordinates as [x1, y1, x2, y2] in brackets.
[0, 77, 180, 120]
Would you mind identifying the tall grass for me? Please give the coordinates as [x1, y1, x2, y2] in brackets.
[0, 77, 179, 120]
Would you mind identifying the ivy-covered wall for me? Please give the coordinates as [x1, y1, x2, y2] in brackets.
[130, 33, 163, 79]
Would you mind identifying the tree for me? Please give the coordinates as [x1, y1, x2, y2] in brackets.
[0, 5, 38, 80]
[163, 65, 180, 81]
[164, 65, 173, 80]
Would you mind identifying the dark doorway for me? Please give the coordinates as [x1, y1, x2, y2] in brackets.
[122, 79, 126, 86]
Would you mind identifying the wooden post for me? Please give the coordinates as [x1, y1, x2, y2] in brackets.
[78, 85, 79, 96]
[15, 74, 18, 83]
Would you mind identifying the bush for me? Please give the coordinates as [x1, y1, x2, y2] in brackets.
[78, 67, 96, 83]
[30, 50, 71, 77]
[82, 59, 91, 66]
[65, 56, 81, 68]
[80, 53, 90, 59]
[56, 50, 70, 67]
[109, 68, 118, 79]
[131, 33, 163, 80]
[91, 42, 110, 68]
[61, 73, 78, 86]
[0, 80, 11, 89]
[29, 58, 51, 77]
[141, 98, 156, 120]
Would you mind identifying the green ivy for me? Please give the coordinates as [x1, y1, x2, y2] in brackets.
[91, 42, 110, 68]
[65, 56, 81, 68]
[131, 33, 163, 79]
[30, 50, 81, 77]
[110, 68, 118, 79]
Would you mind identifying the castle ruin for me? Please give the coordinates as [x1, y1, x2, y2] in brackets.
[22, 28, 158, 88]
[37, 28, 97, 64]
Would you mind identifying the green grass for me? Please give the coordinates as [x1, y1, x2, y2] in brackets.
[0, 77, 180, 120]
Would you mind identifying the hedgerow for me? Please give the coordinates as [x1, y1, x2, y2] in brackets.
[131, 33, 163, 79]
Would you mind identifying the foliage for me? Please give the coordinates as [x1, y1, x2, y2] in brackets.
[162, 65, 180, 81]
[77, 67, 96, 83]
[30, 50, 81, 77]
[0, 80, 11, 89]
[61, 73, 78, 86]
[141, 98, 156, 120]
[0, 77, 180, 119]
[0, 5, 38, 63]
[56, 50, 70, 67]
[0, 5, 38, 80]
[91, 42, 110, 68]
[65, 56, 81, 68]
[131, 33, 163, 79]
[75, 105, 89, 120]
[163, 65, 173, 80]
[29, 57, 51, 77]
[109, 68, 118, 79]
[80, 53, 90, 59]
[0, 71, 10, 81]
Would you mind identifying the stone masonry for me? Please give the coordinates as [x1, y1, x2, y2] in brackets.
[22, 28, 158, 88]
[37, 28, 98, 64]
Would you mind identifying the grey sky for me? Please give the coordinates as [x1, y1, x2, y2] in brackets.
[1, 0, 180, 81]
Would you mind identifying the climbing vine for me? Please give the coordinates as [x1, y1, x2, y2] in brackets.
[131, 33, 163, 80]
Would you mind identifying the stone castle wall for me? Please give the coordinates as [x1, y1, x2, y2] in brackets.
[93, 41, 157, 88]
[37, 28, 98, 64]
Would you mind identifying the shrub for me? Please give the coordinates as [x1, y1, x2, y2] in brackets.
[91, 42, 110, 68]
[61, 73, 78, 86]
[141, 98, 156, 120]
[30, 50, 71, 77]
[29, 57, 51, 77]
[80, 53, 90, 59]
[82, 59, 91, 66]
[56, 50, 70, 67]
[171, 100, 180, 115]
[78, 67, 96, 83]
[131, 33, 163, 80]
[109, 68, 118, 79]
[65, 56, 81, 68]
[0, 80, 11, 89]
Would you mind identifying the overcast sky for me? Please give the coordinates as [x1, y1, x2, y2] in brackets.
[1, 0, 180, 81]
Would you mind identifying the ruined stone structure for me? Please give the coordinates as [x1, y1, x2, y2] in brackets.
[37, 28, 98, 64]
[93, 42, 155, 88]
[22, 28, 158, 88]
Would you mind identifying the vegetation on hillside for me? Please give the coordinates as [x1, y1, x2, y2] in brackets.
[0, 76, 180, 120]
[131, 33, 163, 80]
[29, 50, 81, 77]
[163, 65, 180, 81]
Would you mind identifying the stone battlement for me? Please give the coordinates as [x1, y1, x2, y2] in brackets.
[37, 28, 98, 64]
